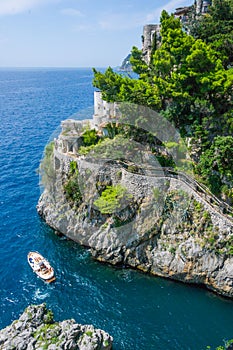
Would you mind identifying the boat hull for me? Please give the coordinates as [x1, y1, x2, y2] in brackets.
[27, 251, 56, 283]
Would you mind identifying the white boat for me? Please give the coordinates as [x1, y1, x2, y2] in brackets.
[27, 251, 56, 283]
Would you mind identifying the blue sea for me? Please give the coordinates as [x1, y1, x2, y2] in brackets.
[0, 68, 233, 350]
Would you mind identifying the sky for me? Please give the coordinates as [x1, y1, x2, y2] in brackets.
[0, 0, 192, 68]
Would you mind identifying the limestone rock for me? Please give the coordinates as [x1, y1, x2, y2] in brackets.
[0, 304, 113, 350]
[37, 120, 233, 298]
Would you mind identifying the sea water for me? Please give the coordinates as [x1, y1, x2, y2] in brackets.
[0, 68, 233, 350]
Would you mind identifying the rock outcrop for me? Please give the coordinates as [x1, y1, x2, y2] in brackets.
[37, 119, 233, 298]
[0, 304, 113, 350]
[119, 53, 132, 71]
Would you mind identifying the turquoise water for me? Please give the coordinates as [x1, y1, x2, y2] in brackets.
[0, 68, 233, 349]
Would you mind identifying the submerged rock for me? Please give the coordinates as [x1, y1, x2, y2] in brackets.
[0, 304, 113, 350]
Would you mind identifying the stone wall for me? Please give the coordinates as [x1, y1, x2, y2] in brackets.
[143, 1, 212, 64]
[196, 0, 212, 14]
[142, 24, 160, 65]
[38, 137, 233, 298]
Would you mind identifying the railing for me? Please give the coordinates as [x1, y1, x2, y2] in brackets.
[57, 148, 233, 223]
[165, 168, 233, 217]
[112, 160, 233, 222]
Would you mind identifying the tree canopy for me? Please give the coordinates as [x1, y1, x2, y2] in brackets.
[188, 0, 233, 68]
[92, 5, 233, 204]
[93, 10, 232, 128]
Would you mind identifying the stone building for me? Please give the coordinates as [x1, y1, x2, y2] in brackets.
[54, 91, 121, 155]
[174, 6, 192, 22]
[142, 24, 161, 65]
[195, 0, 212, 14]
[93, 91, 120, 129]
[174, 0, 212, 20]
[142, 0, 212, 65]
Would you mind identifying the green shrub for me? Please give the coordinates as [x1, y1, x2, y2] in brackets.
[45, 141, 54, 158]
[164, 141, 179, 149]
[44, 309, 54, 324]
[169, 246, 176, 254]
[94, 185, 132, 214]
[79, 144, 96, 155]
[193, 200, 203, 212]
[82, 129, 98, 146]
[156, 154, 175, 168]
[206, 338, 233, 349]
[64, 171, 82, 205]
[85, 331, 93, 337]
[203, 210, 211, 221]
[69, 161, 77, 174]
[116, 170, 122, 179]
[79, 133, 147, 163]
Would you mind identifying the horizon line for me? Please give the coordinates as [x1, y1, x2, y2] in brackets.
[0, 66, 111, 70]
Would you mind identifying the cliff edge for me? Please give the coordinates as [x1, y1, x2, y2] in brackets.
[0, 304, 113, 350]
[37, 106, 233, 298]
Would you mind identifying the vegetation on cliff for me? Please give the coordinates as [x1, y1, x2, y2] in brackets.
[64, 161, 82, 208]
[0, 304, 113, 350]
[187, 0, 233, 68]
[94, 184, 132, 214]
[38, 0, 233, 301]
[207, 338, 233, 350]
[39, 141, 56, 191]
[92, 1, 233, 205]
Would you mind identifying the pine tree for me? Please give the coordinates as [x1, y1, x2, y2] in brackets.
[188, 0, 233, 67]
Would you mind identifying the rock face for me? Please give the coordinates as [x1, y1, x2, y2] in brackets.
[0, 304, 113, 350]
[38, 119, 233, 298]
[119, 53, 132, 71]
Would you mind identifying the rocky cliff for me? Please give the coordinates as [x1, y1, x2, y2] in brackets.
[119, 53, 132, 71]
[37, 119, 233, 298]
[0, 304, 113, 350]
